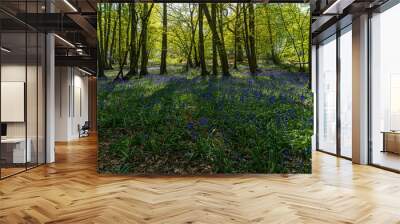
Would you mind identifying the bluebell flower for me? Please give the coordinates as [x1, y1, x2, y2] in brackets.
[103, 83, 114, 92]
[276, 115, 288, 127]
[199, 117, 208, 126]
[254, 91, 262, 100]
[282, 148, 290, 159]
[268, 96, 276, 104]
[248, 79, 254, 86]
[187, 122, 194, 130]
[300, 95, 305, 102]
[201, 92, 212, 100]
[240, 95, 245, 103]
[191, 132, 198, 141]
[287, 109, 296, 119]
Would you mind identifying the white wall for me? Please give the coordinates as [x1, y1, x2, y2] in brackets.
[1, 62, 46, 164]
[1, 65, 39, 137]
[1, 65, 27, 141]
[55, 66, 70, 141]
[55, 66, 89, 141]
[72, 72, 89, 138]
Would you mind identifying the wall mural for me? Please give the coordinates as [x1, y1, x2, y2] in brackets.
[97, 3, 313, 174]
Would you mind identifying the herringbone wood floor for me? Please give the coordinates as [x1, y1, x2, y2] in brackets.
[1, 135, 400, 224]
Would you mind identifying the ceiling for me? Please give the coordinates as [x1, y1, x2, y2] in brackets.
[0, 0, 97, 74]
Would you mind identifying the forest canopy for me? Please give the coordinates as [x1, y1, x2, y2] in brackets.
[97, 3, 310, 79]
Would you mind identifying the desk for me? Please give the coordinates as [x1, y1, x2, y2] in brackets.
[1, 138, 31, 163]
[382, 131, 400, 154]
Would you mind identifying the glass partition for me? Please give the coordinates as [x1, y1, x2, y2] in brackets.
[317, 35, 337, 154]
[0, 1, 46, 179]
[370, 4, 400, 171]
[38, 32, 46, 165]
[27, 31, 38, 169]
[339, 26, 352, 158]
[1, 31, 28, 177]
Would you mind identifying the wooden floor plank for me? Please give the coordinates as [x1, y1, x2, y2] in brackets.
[0, 135, 399, 223]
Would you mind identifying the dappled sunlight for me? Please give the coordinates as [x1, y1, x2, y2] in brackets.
[98, 70, 313, 174]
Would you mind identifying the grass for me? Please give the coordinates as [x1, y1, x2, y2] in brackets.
[98, 66, 313, 174]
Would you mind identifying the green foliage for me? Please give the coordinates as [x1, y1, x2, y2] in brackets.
[97, 3, 310, 75]
[98, 70, 313, 174]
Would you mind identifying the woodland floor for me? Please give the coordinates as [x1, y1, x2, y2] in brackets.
[97, 65, 313, 174]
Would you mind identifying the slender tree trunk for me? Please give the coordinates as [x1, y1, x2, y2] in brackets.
[217, 4, 225, 49]
[211, 4, 218, 76]
[198, 4, 208, 76]
[243, 4, 251, 70]
[104, 4, 113, 69]
[237, 37, 243, 63]
[235, 4, 244, 64]
[278, 5, 303, 72]
[160, 3, 168, 75]
[140, 3, 150, 77]
[201, 4, 230, 77]
[97, 4, 105, 77]
[186, 49, 193, 69]
[127, 4, 138, 79]
[115, 3, 123, 80]
[119, 4, 132, 80]
[193, 44, 199, 67]
[216, 4, 229, 75]
[139, 3, 154, 77]
[188, 6, 196, 68]
[233, 4, 240, 70]
[249, 3, 257, 73]
[109, 13, 117, 68]
[243, 3, 257, 75]
[266, 6, 278, 64]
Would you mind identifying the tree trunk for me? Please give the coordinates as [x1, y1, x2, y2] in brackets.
[237, 37, 244, 63]
[243, 3, 257, 75]
[104, 4, 113, 69]
[201, 4, 230, 77]
[266, 6, 278, 64]
[198, 4, 208, 76]
[140, 3, 150, 77]
[217, 4, 225, 50]
[97, 4, 105, 78]
[193, 44, 199, 67]
[109, 12, 117, 69]
[119, 4, 132, 80]
[211, 4, 218, 76]
[160, 3, 168, 75]
[126, 4, 138, 79]
[233, 4, 240, 70]
[249, 3, 257, 73]
[236, 9, 244, 64]
[188, 6, 196, 68]
[115, 3, 123, 80]
[278, 5, 303, 72]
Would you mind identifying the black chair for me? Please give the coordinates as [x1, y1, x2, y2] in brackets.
[79, 121, 90, 138]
